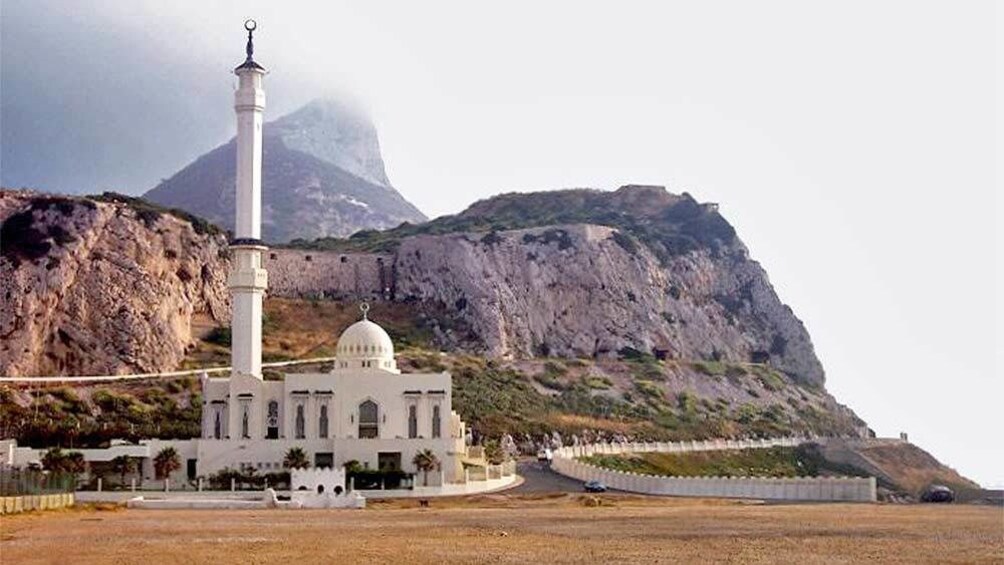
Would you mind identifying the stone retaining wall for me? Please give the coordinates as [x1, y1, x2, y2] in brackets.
[264, 249, 390, 298]
[550, 437, 876, 502]
[0, 493, 75, 514]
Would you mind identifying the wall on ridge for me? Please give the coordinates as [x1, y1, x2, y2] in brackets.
[265, 249, 389, 299]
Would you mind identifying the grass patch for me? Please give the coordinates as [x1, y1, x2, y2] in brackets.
[580, 445, 849, 478]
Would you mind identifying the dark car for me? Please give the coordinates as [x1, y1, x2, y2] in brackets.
[920, 485, 955, 503]
[584, 480, 608, 493]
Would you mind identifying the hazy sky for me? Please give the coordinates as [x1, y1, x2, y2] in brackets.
[2, 1, 1000, 486]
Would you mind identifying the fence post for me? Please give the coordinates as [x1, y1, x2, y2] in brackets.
[198, 477, 203, 492]
[164, 478, 169, 493]
[131, 478, 136, 493]
[97, 478, 102, 492]
[231, 477, 236, 492]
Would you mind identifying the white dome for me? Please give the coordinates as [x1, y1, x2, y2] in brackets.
[337, 319, 394, 360]
[334, 312, 398, 372]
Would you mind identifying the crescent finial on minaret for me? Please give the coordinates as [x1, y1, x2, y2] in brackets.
[236, 19, 264, 72]
[244, 19, 256, 61]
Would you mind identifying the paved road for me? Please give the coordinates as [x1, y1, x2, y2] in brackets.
[511, 459, 587, 493]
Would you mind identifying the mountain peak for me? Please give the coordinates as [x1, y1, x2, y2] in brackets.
[270, 97, 391, 188]
[143, 96, 425, 243]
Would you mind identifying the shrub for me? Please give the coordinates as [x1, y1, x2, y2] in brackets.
[676, 391, 697, 413]
[636, 380, 664, 402]
[205, 326, 232, 347]
[692, 361, 727, 377]
[584, 376, 612, 390]
[610, 231, 639, 254]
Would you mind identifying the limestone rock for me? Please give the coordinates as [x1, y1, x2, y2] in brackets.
[0, 190, 229, 376]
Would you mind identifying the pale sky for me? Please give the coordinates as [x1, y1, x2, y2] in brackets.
[2, 0, 1000, 487]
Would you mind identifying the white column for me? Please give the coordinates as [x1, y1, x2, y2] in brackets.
[229, 31, 268, 380]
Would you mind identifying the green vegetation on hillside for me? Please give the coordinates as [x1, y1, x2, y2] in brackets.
[91, 192, 223, 236]
[285, 188, 736, 264]
[580, 445, 872, 479]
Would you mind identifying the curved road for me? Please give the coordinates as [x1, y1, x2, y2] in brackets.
[512, 459, 588, 493]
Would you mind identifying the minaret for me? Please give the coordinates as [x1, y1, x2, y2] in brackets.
[229, 19, 268, 380]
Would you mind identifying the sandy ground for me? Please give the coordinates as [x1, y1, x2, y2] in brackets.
[1, 494, 1001, 564]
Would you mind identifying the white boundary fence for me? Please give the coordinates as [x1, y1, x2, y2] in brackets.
[551, 437, 875, 502]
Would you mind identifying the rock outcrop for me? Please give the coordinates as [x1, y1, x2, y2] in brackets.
[144, 98, 426, 243]
[0, 191, 229, 376]
[390, 224, 822, 385]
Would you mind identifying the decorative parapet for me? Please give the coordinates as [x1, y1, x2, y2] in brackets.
[551, 436, 875, 502]
[291, 467, 346, 494]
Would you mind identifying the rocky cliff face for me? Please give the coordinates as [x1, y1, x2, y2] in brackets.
[389, 224, 822, 385]
[279, 185, 825, 387]
[143, 98, 426, 243]
[0, 191, 229, 376]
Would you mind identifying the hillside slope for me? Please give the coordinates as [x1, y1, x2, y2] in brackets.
[1, 296, 866, 449]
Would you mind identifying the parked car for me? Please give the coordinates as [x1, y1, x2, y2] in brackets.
[920, 485, 955, 503]
[583, 480, 608, 493]
[536, 448, 552, 462]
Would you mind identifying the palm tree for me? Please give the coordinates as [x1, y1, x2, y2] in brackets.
[153, 447, 181, 480]
[41, 448, 86, 476]
[111, 455, 137, 486]
[412, 449, 440, 486]
[41, 447, 67, 472]
[283, 447, 310, 470]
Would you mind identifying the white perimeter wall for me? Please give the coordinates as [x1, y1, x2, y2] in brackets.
[551, 437, 876, 502]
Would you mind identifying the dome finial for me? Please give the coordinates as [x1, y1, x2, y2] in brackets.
[359, 302, 370, 320]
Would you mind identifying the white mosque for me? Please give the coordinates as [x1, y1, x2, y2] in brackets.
[3, 21, 498, 495]
[183, 20, 468, 485]
[197, 303, 466, 484]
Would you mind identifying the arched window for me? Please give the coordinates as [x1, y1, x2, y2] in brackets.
[241, 405, 250, 439]
[213, 411, 222, 439]
[266, 400, 279, 439]
[295, 404, 306, 439]
[358, 400, 379, 438]
[408, 405, 418, 439]
[319, 405, 329, 438]
[432, 405, 441, 439]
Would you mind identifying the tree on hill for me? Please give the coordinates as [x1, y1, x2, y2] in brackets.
[283, 447, 310, 470]
[412, 449, 440, 486]
[153, 447, 181, 480]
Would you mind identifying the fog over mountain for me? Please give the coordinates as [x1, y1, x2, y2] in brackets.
[144, 98, 427, 242]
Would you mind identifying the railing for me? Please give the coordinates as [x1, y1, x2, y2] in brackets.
[0, 469, 76, 496]
[0, 356, 340, 384]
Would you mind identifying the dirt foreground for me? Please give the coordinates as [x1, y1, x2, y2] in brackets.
[1, 494, 1001, 564]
